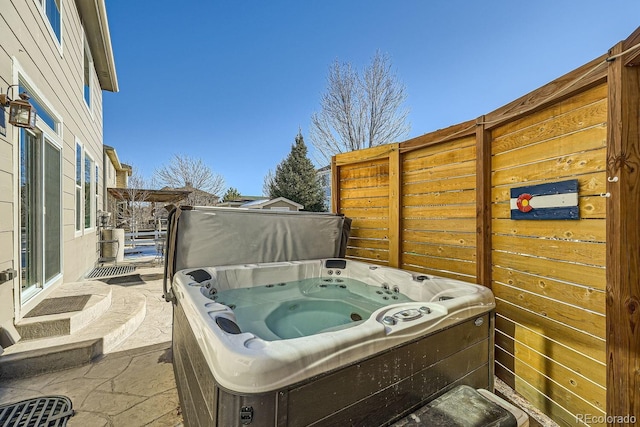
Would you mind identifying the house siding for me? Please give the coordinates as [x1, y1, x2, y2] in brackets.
[0, 0, 113, 336]
[265, 200, 300, 211]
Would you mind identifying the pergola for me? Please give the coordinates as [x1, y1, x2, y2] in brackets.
[107, 188, 192, 204]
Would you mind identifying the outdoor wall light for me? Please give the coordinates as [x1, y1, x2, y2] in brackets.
[0, 86, 37, 129]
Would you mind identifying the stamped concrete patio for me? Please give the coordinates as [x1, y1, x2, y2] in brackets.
[0, 264, 183, 426]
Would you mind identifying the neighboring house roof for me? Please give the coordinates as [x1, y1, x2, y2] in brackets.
[75, 0, 118, 92]
[216, 195, 263, 208]
[241, 197, 304, 210]
[104, 145, 132, 175]
[240, 199, 270, 207]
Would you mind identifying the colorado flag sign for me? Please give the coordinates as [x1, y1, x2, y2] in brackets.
[510, 180, 579, 220]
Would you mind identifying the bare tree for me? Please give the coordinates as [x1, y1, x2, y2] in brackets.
[310, 51, 410, 164]
[153, 154, 225, 205]
[121, 169, 151, 236]
[262, 169, 275, 197]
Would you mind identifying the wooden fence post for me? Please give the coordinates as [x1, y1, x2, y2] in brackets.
[476, 116, 492, 288]
[331, 156, 340, 214]
[606, 38, 640, 424]
[388, 147, 401, 268]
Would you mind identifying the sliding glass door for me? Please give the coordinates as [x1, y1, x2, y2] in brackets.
[20, 129, 62, 301]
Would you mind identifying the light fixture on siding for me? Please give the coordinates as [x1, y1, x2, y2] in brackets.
[0, 86, 37, 129]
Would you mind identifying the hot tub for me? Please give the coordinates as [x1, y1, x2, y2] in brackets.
[171, 258, 495, 426]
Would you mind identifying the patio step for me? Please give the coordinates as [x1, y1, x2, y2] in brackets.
[0, 283, 146, 379]
[15, 282, 113, 340]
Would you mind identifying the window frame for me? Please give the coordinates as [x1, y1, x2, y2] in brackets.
[95, 164, 100, 215]
[83, 32, 93, 113]
[35, 0, 63, 53]
[75, 141, 83, 235]
[15, 70, 64, 310]
[84, 150, 95, 232]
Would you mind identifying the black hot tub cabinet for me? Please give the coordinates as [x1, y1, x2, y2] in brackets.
[170, 259, 495, 427]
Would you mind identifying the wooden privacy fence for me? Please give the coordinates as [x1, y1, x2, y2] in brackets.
[331, 27, 640, 427]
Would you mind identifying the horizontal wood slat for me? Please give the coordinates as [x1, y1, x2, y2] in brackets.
[403, 242, 476, 262]
[492, 124, 607, 171]
[402, 190, 476, 207]
[403, 144, 476, 172]
[493, 281, 605, 338]
[402, 218, 476, 232]
[340, 186, 390, 199]
[400, 263, 476, 283]
[491, 148, 607, 187]
[492, 234, 606, 266]
[403, 176, 476, 194]
[491, 98, 607, 156]
[402, 253, 476, 277]
[492, 250, 605, 291]
[492, 218, 606, 242]
[403, 230, 476, 247]
[492, 266, 605, 315]
[490, 84, 608, 139]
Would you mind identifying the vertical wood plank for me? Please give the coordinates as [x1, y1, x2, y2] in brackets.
[388, 146, 401, 268]
[476, 117, 492, 288]
[331, 156, 340, 214]
[606, 41, 640, 424]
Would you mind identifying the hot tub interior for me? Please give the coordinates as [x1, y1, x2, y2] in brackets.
[207, 277, 414, 340]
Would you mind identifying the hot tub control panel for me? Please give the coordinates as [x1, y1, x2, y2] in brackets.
[379, 304, 445, 333]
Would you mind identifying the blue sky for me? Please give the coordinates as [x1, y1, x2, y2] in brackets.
[103, 1, 639, 196]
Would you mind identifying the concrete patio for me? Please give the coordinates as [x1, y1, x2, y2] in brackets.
[0, 263, 183, 426]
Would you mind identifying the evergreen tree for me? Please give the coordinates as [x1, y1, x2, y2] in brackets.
[222, 187, 242, 202]
[268, 131, 326, 212]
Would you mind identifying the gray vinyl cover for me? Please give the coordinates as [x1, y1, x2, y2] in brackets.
[164, 206, 351, 294]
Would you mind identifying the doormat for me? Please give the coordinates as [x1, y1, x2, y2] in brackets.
[86, 265, 136, 279]
[104, 274, 145, 286]
[0, 395, 74, 426]
[24, 295, 92, 318]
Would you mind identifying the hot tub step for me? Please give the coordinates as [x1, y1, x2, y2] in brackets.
[391, 385, 529, 427]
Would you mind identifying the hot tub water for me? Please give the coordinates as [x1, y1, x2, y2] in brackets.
[208, 277, 414, 340]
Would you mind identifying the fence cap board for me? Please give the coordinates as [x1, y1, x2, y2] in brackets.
[483, 54, 608, 130]
[334, 143, 399, 166]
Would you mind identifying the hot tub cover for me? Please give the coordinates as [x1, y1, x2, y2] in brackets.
[163, 206, 351, 300]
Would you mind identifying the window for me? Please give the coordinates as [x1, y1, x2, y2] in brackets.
[19, 83, 57, 132]
[95, 165, 100, 217]
[37, 0, 61, 44]
[83, 39, 92, 108]
[75, 143, 82, 232]
[84, 153, 94, 229]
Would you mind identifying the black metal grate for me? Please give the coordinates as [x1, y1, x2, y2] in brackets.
[86, 265, 136, 279]
[0, 396, 74, 427]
